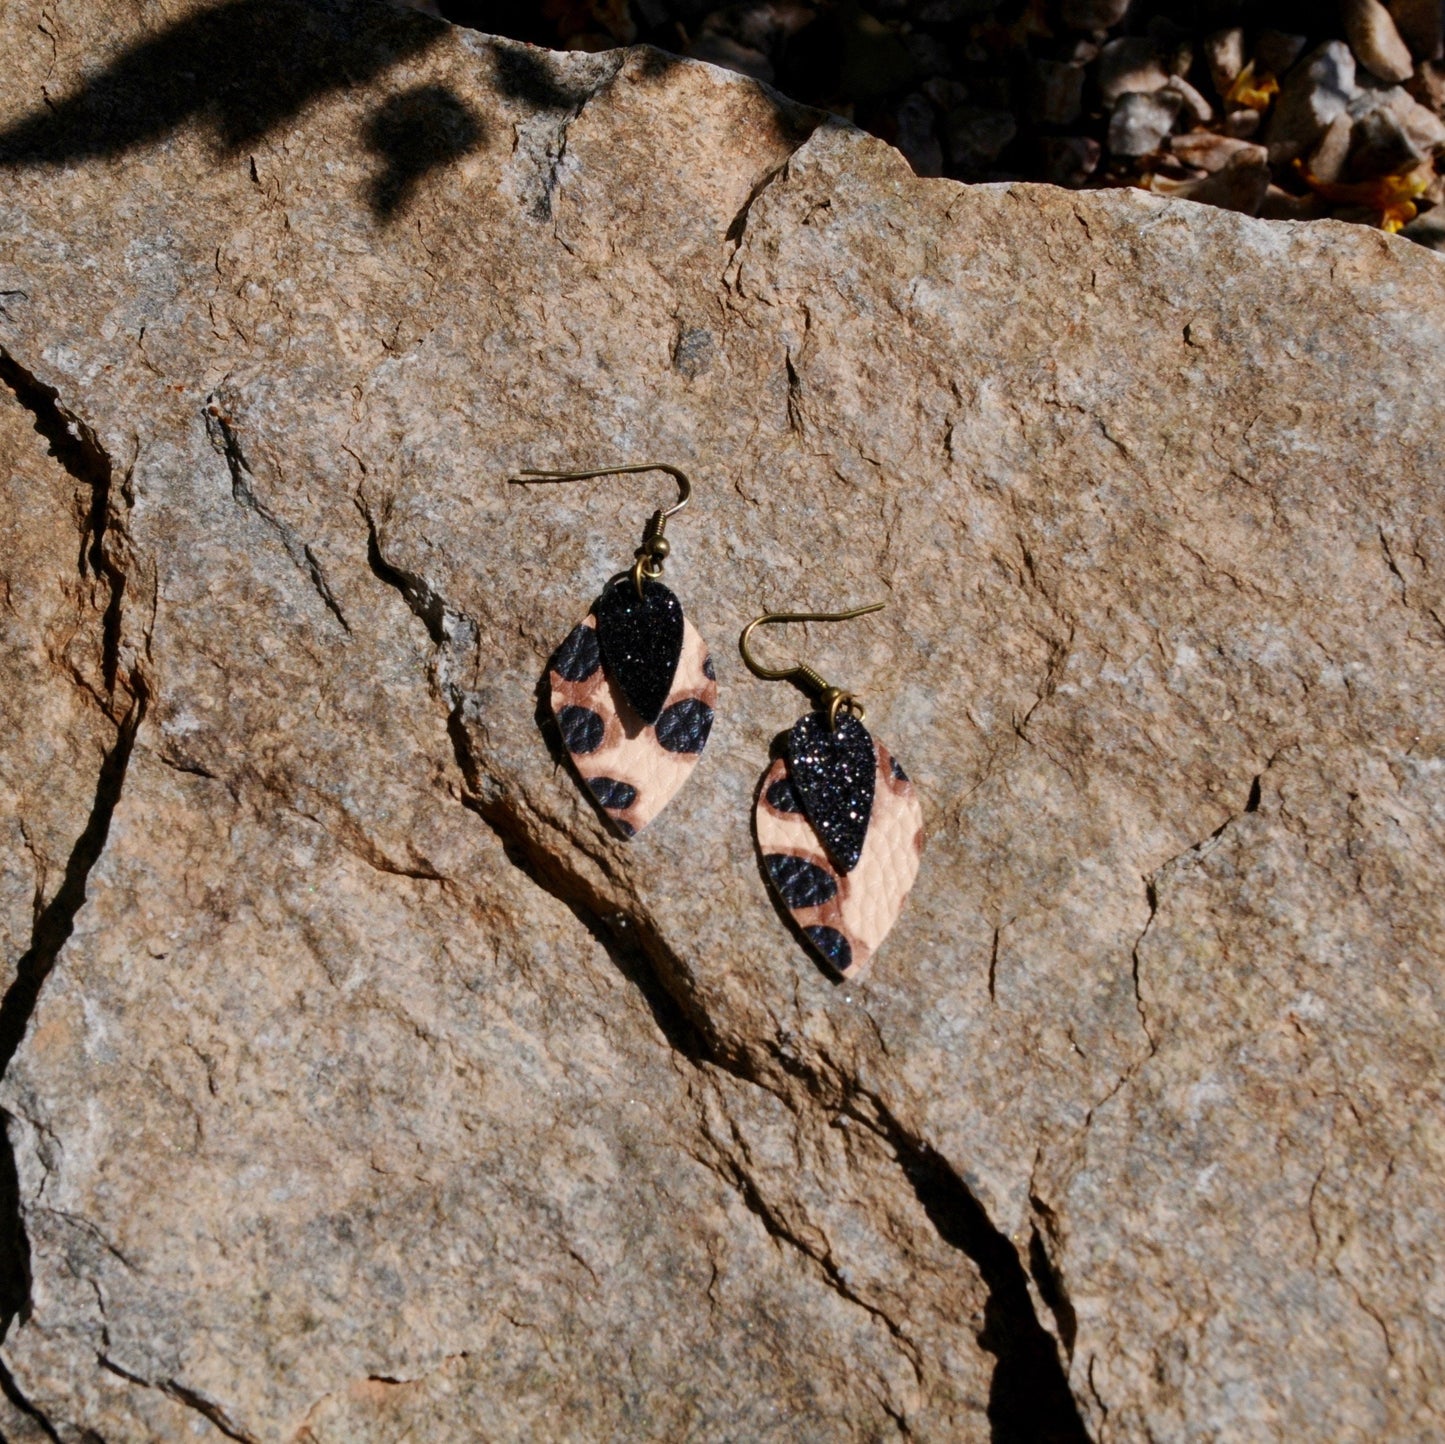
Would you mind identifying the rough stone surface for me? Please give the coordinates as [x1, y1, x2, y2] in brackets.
[0, 382, 125, 1015]
[1, 1, 1445, 1441]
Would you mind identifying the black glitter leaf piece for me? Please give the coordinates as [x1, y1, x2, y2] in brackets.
[593, 578, 684, 726]
[784, 712, 876, 875]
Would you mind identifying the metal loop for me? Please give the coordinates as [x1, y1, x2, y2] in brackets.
[737, 602, 885, 728]
[628, 552, 665, 595]
[820, 685, 865, 728]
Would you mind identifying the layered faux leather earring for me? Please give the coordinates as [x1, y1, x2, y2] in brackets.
[509, 462, 717, 837]
[740, 603, 923, 978]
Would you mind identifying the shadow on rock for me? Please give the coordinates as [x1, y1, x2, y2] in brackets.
[0, 0, 449, 165]
[364, 83, 484, 220]
[490, 40, 627, 111]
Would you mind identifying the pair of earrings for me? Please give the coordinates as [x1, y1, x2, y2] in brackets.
[510, 462, 924, 979]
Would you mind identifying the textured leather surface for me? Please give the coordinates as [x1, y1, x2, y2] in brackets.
[755, 734, 924, 977]
[549, 609, 717, 836]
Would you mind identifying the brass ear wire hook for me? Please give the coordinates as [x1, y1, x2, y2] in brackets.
[508, 462, 692, 598]
[509, 461, 691, 515]
[738, 602, 886, 729]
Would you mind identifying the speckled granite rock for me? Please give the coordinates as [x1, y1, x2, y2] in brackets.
[1, 1, 1443, 1440]
[0, 377, 129, 1042]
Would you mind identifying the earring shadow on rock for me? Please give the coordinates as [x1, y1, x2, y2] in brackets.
[509, 462, 717, 838]
[739, 603, 923, 979]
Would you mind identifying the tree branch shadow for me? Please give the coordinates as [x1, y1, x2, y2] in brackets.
[0, 0, 485, 222]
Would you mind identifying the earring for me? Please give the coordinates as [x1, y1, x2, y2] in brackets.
[509, 462, 717, 837]
[739, 603, 924, 979]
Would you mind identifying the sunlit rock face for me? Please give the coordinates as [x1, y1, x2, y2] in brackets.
[1, 1, 1444, 1439]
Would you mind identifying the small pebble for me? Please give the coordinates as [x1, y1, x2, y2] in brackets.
[1400, 207, 1445, 248]
[1060, 0, 1132, 29]
[1221, 107, 1263, 138]
[1355, 82, 1445, 150]
[1165, 74, 1214, 124]
[904, 31, 953, 79]
[1254, 30, 1309, 78]
[1039, 134, 1102, 187]
[1145, 17, 1194, 77]
[1151, 153, 1271, 214]
[1266, 40, 1359, 163]
[942, 106, 1016, 172]
[1109, 90, 1184, 156]
[894, 91, 943, 177]
[1029, 59, 1087, 126]
[1390, 0, 1445, 62]
[1097, 37, 1169, 105]
[1306, 111, 1356, 181]
[1408, 59, 1445, 111]
[922, 76, 969, 110]
[1342, 0, 1415, 83]
[687, 33, 773, 82]
[1258, 184, 1321, 220]
[1170, 133, 1267, 174]
[1348, 107, 1418, 174]
[1205, 28, 1245, 98]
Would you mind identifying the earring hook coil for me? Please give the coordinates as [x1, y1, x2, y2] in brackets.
[737, 602, 886, 728]
[508, 461, 692, 597]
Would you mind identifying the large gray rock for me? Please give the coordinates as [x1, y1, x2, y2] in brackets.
[2, 0, 1445, 1439]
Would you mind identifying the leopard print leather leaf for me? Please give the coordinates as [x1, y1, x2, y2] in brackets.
[755, 732, 923, 977]
[548, 608, 716, 837]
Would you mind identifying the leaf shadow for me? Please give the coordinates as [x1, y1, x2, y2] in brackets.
[364, 83, 484, 221]
[0, 0, 485, 222]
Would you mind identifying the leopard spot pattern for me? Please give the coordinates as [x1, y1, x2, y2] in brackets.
[754, 736, 923, 977]
[549, 610, 717, 836]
